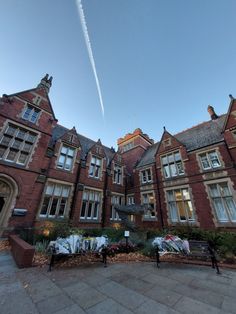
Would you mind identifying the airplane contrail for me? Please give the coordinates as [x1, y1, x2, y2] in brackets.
[75, 0, 105, 117]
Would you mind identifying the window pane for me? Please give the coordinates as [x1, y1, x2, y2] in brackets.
[18, 152, 28, 164]
[96, 158, 101, 166]
[174, 152, 181, 161]
[22, 143, 32, 152]
[61, 146, 67, 154]
[6, 125, 17, 136]
[177, 202, 186, 221]
[49, 198, 58, 216]
[65, 157, 73, 170]
[168, 154, 174, 163]
[58, 198, 67, 217]
[89, 191, 95, 201]
[182, 189, 190, 200]
[175, 190, 182, 201]
[200, 155, 210, 169]
[0, 146, 6, 158]
[26, 134, 36, 143]
[95, 166, 100, 177]
[164, 165, 170, 178]
[93, 203, 99, 218]
[58, 155, 65, 167]
[40, 196, 50, 216]
[167, 191, 174, 201]
[213, 199, 228, 222]
[209, 152, 220, 168]
[176, 162, 184, 174]
[170, 163, 177, 176]
[12, 139, 22, 149]
[142, 171, 147, 182]
[6, 149, 17, 161]
[81, 201, 87, 217]
[31, 110, 39, 123]
[87, 202, 93, 218]
[220, 183, 231, 196]
[1, 135, 11, 146]
[209, 184, 220, 197]
[225, 197, 236, 221]
[54, 185, 62, 196]
[169, 202, 178, 222]
[83, 191, 89, 200]
[68, 148, 75, 157]
[186, 201, 195, 220]
[22, 108, 31, 119]
[46, 184, 54, 195]
[62, 187, 70, 197]
[162, 156, 168, 165]
[89, 165, 94, 176]
[17, 130, 26, 140]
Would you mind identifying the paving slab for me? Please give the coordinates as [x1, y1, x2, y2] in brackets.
[86, 298, 133, 314]
[36, 293, 74, 314]
[174, 296, 221, 314]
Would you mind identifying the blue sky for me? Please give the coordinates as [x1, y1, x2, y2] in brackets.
[1, 0, 236, 148]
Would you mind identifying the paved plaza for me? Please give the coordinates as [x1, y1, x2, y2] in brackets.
[1, 250, 236, 314]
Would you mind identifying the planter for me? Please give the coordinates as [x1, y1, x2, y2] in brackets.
[9, 234, 35, 268]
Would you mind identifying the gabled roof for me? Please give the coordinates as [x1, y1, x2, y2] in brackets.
[50, 124, 115, 163]
[136, 114, 226, 168]
[136, 142, 159, 168]
[175, 114, 226, 152]
[6, 87, 56, 120]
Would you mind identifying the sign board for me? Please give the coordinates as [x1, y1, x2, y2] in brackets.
[124, 231, 130, 237]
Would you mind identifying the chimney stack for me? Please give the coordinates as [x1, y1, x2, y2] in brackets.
[207, 105, 218, 120]
[37, 74, 53, 93]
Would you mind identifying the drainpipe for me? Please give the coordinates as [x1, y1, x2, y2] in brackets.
[101, 167, 109, 228]
[154, 163, 164, 229]
[69, 159, 82, 221]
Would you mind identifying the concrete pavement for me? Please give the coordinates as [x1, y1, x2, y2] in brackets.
[1, 250, 236, 314]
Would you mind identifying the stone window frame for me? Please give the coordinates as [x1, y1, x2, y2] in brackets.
[0, 119, 40, 168]
[164, 185, 197, 225]
[160, 150, 185, 179]
[38, 179, 74, 219]
[110, 193, 125, 221]
[204, 178, 236, 227]
[88, 153, 103, 180]
[113, 162, 123, 185]
[21, 103, 42, 125]
[55, 142, 77, 173]
[122, 141, 134, 152]
[80, 187, 103, 222]
[140, 190, 157, 221]
[196, 147, 224, 173]
[140, 167, 153, 184]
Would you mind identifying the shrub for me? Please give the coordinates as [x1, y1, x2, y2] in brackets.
[35, 240, 50, 254]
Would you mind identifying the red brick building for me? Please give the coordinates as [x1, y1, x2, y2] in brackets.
[1, 76, 236, 235]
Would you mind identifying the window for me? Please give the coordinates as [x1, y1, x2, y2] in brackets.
[199, 151, 221, 170]
[208, 182, 236, 222]
[0, 124, 37, 165]
[141, 168, 152, 183]
[142, 192, 156, 219]
[89, 156, 102, 178]
[57, 145, 75, 171]
[122, 142, 134, 152]
[40, 183, 71, 218]
[113, 164, 122, 184]
[161, 151, 184, 178]
[166, 188, 195, 223]
[110, 195, 124, 220]
[22, 105, 40, 123]
[80, 189, 101, 220]
[127, 195, 135, 205]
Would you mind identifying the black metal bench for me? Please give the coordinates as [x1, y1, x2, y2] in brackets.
[155, 240, 221, 274]
[48, 246, 108, 271]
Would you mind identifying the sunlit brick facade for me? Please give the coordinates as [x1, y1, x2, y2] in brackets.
[1, 76, 236, 235]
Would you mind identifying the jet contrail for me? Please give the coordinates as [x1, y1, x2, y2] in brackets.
[75, 0, 105, 117]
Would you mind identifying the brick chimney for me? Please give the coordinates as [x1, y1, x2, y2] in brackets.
[207, 105, 218, 120]
[37, 74, 53, 93]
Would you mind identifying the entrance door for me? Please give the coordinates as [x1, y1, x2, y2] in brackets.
[0, 180, 12, 236]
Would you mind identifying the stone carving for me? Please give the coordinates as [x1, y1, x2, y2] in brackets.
[0, 181, 10, 196]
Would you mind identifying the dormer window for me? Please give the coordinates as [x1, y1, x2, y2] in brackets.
[57, 145, 75, 171]
[141, 168, 152, 183]
[113, 164, 122, 184]
[199, 151, 221, 170]
[161, 151, 184, 178]
[89, 155, 101, 178]
[22, 105, 40, 123]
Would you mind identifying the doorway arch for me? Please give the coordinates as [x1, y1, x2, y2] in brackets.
[0, 174, 18, 236]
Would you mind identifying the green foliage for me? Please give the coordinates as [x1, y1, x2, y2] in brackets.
[35, 240, 50, 254]
[140, 241, 156, 258]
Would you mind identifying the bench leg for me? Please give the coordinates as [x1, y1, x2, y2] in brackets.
[156, 250, 160, 268]
[48, 254, 55, 272]
[102, 249, 107, 267]
[211, 256, 221, 274]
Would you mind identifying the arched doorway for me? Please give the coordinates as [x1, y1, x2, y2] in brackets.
[0, 175, 18, 236]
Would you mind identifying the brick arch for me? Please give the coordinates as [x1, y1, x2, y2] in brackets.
[0, 174, 18, 236]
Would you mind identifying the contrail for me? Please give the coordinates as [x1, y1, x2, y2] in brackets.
[75, 0, 105, 117]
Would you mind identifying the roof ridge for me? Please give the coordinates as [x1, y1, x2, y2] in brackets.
[174, 114, 226, 137]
